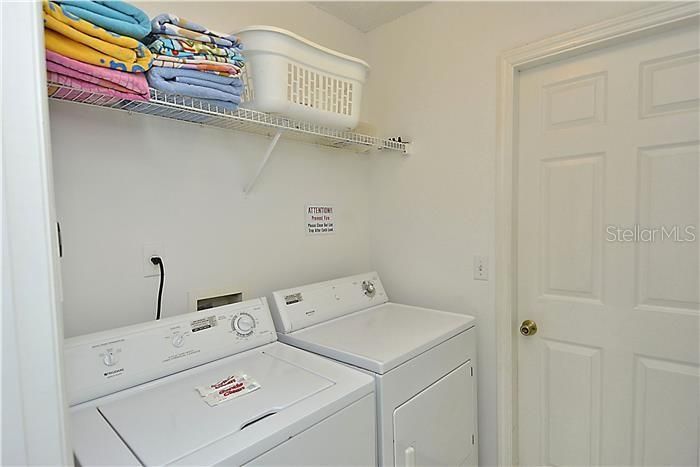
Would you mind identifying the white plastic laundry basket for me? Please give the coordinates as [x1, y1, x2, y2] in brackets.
[235, 26, 370, 130]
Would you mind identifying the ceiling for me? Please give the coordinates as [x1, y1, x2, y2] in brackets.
[310, 2, 429, 33]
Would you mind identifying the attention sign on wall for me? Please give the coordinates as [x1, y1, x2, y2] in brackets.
[306, 205, 335, 235]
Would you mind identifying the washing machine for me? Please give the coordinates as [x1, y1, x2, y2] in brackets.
[270, 272, 478, 466]
[64, 297, 376, 466]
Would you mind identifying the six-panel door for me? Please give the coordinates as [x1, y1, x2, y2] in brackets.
[517, 24, 699, 466]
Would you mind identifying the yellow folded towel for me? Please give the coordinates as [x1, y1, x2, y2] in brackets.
[43, 1, 152, 72]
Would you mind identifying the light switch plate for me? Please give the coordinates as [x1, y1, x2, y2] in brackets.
[473, 255, 489, 281]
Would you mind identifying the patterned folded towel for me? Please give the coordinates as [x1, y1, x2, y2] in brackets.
[151, 13, 240, 48]
[148, 34, 244, 61]
[54, 0, 150, 39]
[152, 55, 242, 76]
[147, 67, 243, 110]
[46, 49, 149, 100]
[44, 1, 152, 72]
[148, 44, 243, 65]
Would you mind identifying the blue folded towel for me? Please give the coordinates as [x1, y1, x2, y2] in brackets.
[55, 0, 150, 39]
[147, 67, 243, 111]
[174, 76, 243, 95]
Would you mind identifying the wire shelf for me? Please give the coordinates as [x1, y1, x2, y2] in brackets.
[47, 83, 408, 154]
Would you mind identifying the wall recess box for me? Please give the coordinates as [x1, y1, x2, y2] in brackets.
[189, 287, 244, 312]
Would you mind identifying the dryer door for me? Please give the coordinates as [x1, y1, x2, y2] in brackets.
[393, 361, 476, 467]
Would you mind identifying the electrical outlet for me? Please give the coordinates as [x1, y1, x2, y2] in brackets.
[143, 244, 163, 277]
[473, 255, 489, 281]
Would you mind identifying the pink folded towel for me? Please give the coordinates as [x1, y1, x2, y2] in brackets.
[46, 49, 149, 101]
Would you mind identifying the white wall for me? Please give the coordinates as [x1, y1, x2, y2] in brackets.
[363, 2, 655, 465]
[52, 2, 371, 337]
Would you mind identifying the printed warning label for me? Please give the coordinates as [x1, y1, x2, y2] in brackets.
[306, 205, 335, 235]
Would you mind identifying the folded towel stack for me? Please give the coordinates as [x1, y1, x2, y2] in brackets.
[44, 0, 152, 102]
[145, 14, 245, 111]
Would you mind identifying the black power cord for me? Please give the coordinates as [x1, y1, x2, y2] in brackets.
[150, 256, 164, 320]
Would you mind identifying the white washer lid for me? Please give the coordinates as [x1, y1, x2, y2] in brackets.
[279, 303, 475, 374]
[97, 350, 333, 466]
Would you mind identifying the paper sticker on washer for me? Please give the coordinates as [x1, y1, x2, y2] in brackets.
[195, 373, 261, 406]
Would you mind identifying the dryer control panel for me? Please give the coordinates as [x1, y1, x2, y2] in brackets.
[64, 298, 276, 406]
[270, 272, 389, 333]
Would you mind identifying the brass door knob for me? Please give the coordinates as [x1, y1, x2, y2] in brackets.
[520, 319, 537, 336]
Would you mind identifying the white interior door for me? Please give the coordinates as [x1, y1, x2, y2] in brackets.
[516, 24, 699, 466]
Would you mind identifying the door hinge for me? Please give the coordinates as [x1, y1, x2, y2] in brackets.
[57, 222, 63, 258]
[471, 434, 475, 445]
[470, 367, 474, 376]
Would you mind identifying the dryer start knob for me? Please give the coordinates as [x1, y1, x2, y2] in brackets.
[362, 280, 376, 297]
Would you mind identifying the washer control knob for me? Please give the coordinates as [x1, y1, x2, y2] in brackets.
[362, 280, 376, 297]
[172, 333, 185, 348]
[102, 351, 118, 367]
[233, 313, 256, 336]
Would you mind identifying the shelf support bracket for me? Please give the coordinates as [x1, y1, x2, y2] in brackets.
[243, 130, 283, 195]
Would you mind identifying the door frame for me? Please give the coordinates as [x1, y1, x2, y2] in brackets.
[494, 3, 700, 465]
[1, 1, 71, 464]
